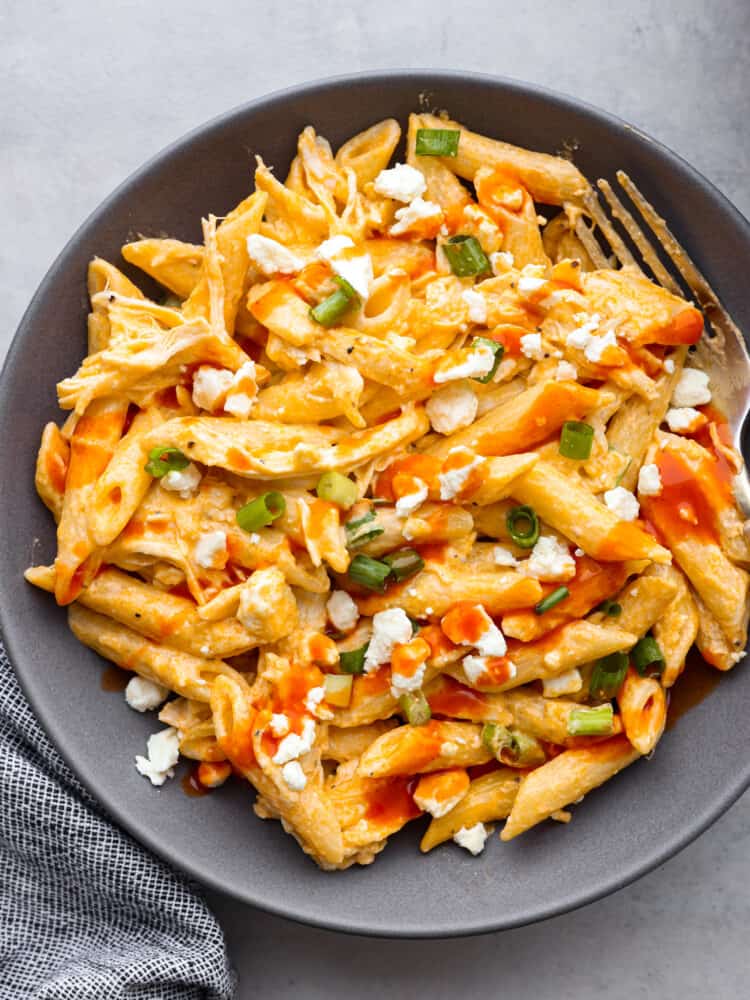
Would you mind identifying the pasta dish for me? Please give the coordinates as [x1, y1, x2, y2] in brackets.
[26, 111, 749, 868]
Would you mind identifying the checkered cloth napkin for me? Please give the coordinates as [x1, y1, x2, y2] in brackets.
[0, 641, 236, 999]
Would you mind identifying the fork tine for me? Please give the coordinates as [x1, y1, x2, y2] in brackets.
[583, 188, 640, 271]
[596, 178, 682, 295]
[615, 171, 745, 344]
[572, 215, 611, 269]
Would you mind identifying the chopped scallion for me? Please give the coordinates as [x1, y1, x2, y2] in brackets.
[481, 722, 513, 759]
[348, 554, 392, 592]
[399, 690, 432, 726]
[415, 128, 460, 157]
[534, 586, 570, 615]
[382, 548, 424, 582]
[338, 643, 368, 675]
[508, 730, 546, 766]
[309, 277, 358, 327]
[323, 673, 353, 707]
[567, 704, 614, 736]
[345, 510, 384, 550]
[596, 599, 622, 617]
[236, 491, 286, 532]
[144, 446, 190, 478]
[632, 635, 664, 676]
[316, 471, 358, 509]
[506, 505, 540, 549]
[443, 235, 491, 277]
[589, 651, 629, 700]
[559, 421, 594, 460]
[471, 337, 505, 383]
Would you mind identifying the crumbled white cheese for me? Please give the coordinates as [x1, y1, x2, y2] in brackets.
[125, 676, 168, 713]
[493, 546, 519, 567]
[373, 162, 426, 202]
[246, 234, 304, 275]
[281, 760, 307, 791]
[520, 332, 545, 360]
[193, 530, 228, 570]
[566, 313, 601, 351]
[453, 823, 491, 855]
[416, 792, 466, 819]
[584, 329, 618, 364]
[390, 197, 443, 236]
[363, 608, 413, 672]
[554, 360, 578, 381]
[665, 407, 704, 433]
[316, 235, 373, 299]
[438, 454, 482, 500]
[326, 590, 359, 632]
[473, 608, 507, 657]
[134, 727, 180, 786]
[461, 288, 488, 325]
[672, 368, 711, 407]
[269, 713, 290, 738]
[603, 486, 640, 521]
[462, 654, 490, 685]
[395, 478, 428, 517]
[664, 358, 676, 374]
[192, 366, 234, 411]
[434, 342, 497, 383]
[517, 275, 547, 296]
[637, 463, 663, 497]
[490, 250, 514, 274]
[541, 289, 585, 309]
[526, 536, 576, 582]
[160, 463, 201, 499]
[305, 685, 329, 718]
[224, 361, 259, 419]
[426, 383, 478, 435]
[390, 660, 427, 699]
[542, 669, 583, 698]
[273, 718, 317, 765]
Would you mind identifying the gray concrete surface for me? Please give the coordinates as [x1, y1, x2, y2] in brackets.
[3, 0, 749, 995]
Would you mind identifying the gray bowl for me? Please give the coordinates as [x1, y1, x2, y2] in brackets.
[2, 71, 749, 938]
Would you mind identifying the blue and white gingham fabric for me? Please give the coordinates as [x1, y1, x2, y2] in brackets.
[0, 640, 236, 999]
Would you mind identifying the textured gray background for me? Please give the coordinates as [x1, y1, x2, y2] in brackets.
[3, 0, 749, 995]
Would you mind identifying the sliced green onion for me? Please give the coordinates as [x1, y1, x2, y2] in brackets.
[535, 586, 570, 615]
[471, 337, 505, 383]
[508, 730, 546, 766]
[309, 277, 358, 327]
[632, 635, 664, 676]
[481, 722, 514, 759]
[567, 704, 614, 736]
[596, 599, 622, 617]
[382, 548, 425, 582]
[399, 690, 432, 726]
[415, 128, 460, 157]
[324, 673, 353, 707]
[144, 446, 190, 478]
[338, 643, 368, 675]
[348, 554, 391, 592]
[506, 505, 540, 549]
[559, 421, 594, 460]
[316, 471, 358, 509]
[589, 650, 629, 700]
[236, 491, 286, 532]
[345, 510, 384, 549]
[443, 235, 491, 278]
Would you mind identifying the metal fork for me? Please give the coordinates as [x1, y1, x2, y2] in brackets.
[572, 171, 750, 515]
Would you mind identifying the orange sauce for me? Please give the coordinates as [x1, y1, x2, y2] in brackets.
[657, 306, 704, 345]
[665, 647, 723, 730]
[181, 768, 209, 797]
[226, 447, 252, 471]
[441, 603, 490, 645]
[483, 324, 528, 358]
[67, 440, 116, 488]
[375, 454, 442, 500]
[414, 542, 449, 564]
[642, 447, 727, 548]
[364, 776, 421, 827]
[391, 638, 430, 677]
[594, 519, 660, 562]
[46, 450, 68, 496]
[100, 665, 130, 691]
[478, 382, 599, 455]
[351, 667, 391, 705]
[427, 676, 489, 719]
[476, 656, 517, 687]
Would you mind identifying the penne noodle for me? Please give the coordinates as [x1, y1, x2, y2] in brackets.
[617, 666, 666, 754]
[121, 238, 204, 300]
[420, 769, 521, 852]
